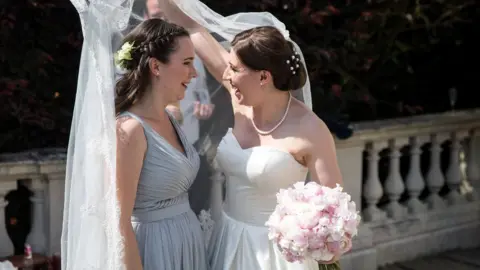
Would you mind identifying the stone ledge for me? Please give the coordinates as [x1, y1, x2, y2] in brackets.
[368, 202, 480, 244]
[0, 148, 67, 178]
[335, 109, 480, 148]
[343, 221, 480, 269]
[376, 221, 480, 265]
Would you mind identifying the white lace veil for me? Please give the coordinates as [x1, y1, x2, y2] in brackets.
[62, 0, 133, 269]
[62, 0, 311, 268]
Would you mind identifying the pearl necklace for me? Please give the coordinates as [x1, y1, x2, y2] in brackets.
[252, 92, 292, 135]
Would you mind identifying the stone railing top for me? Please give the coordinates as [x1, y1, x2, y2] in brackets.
[0, 148, 66, 163]
[336, 109, 480, 147]
[0, 148, 67, 177]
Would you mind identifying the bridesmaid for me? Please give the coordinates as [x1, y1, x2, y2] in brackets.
[115, 18, 208, 270]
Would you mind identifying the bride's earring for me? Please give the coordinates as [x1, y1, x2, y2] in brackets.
[260, 72, 266, 86]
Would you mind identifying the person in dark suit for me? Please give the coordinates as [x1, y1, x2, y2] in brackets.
[4, 183, 33, 255]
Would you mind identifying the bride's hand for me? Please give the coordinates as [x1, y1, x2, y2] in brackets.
[318, 255, 340, 265]
[156, 0, 200, 31]
[317, 235, 352, 264]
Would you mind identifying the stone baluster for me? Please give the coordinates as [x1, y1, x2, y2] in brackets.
[445, 132, 465, 205]
[382, 139, 407, 219]
[466, 129, 479, 201]
[425, 134, 446, 209]
[45, 171, 65, 254]
[0, 181, 16, 257]
[27, 176, 47, 254]
[362, 142, 386, 222]
[405, 136, 426, 214]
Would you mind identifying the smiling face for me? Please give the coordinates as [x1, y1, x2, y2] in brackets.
[223, 26, 308, 107]
[114, 19, 194, 114]
[222, 49, 264, 106]
[150, 36, 197, 103]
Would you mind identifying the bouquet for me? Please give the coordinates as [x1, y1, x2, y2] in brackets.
[265, 182, 361, 269]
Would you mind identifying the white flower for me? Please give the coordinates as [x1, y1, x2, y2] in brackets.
[114, 42, 134, 69]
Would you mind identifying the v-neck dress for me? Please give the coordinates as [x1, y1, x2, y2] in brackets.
[119, 111, 208, 270]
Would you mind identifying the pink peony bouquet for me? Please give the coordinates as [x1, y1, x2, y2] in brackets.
[265, 182, 361, 266]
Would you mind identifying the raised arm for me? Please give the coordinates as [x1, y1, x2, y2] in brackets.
[116, 117, 146, 270]
[157, 0, 231, 91]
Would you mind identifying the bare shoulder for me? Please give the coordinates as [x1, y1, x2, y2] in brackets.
[116, 116, 146, 149]
[291, 100, 342, 187]
[304, 113, 332, 144]
[290, 99, 333, 144]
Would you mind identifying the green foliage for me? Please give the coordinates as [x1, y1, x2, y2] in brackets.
[201, 0, 477, 121]
[0, 0, 477, 151]
[0, 0, 82, 152]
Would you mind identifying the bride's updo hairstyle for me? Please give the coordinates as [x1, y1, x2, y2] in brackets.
[231, 26, 307, 91]
[114, 18, 189, 115]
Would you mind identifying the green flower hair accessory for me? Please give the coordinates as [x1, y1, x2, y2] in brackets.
[114, 42, 135, 70]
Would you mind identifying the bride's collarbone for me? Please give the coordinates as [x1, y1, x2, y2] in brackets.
[230, 126, 307, 165]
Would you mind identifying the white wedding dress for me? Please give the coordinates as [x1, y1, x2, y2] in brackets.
[209, 128, 319, 270]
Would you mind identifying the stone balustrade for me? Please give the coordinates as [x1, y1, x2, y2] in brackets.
[1, 110, 480, 270]
[336, 110, 480, 270]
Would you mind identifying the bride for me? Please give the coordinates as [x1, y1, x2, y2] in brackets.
[157, 0, 344, 269]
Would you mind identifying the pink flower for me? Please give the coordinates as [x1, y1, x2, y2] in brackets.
[297, 211, 319, 229]
[344, 217, 360, 236]
[266, 181, 360, 263]
[327, 241, 342, 254]
[291, 230, 309, 251]
[308, 235, 326, 249]
[279, 215, 299, 235]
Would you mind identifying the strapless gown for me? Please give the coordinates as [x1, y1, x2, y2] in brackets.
[209, 128, 319, 270]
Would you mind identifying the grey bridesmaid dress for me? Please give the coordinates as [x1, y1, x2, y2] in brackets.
[120, 111, 208, 270]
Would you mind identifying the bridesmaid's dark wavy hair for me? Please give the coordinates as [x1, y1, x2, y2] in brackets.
[114, 18, 189, 115]
[231, 26, 307, 91]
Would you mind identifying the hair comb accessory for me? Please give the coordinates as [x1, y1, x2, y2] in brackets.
[286, 51, 301, 75]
